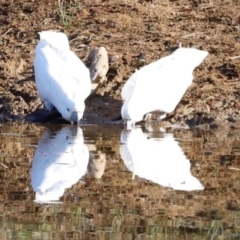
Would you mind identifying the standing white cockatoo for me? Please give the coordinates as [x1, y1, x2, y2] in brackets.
[121, 48, 209, 127]
[34, 31, 91, 124]
[31, 126, 89, 203]
[120, 128, 204, 191]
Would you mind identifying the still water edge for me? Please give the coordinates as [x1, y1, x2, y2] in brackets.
[0, 123, 239, 240]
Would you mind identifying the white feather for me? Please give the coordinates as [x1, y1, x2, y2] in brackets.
[34, 31, 91, 123]
[30, 126, 89, 203]
[120, 128, 204, 191]
[121, 48, 209, 125]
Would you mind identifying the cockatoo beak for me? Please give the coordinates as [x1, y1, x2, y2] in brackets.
[70, 111, 82, 124]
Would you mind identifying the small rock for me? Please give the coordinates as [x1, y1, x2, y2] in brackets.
[88, 47, 109, 86]
[109, 54, 119, 63]
[137, 52, 146, 62]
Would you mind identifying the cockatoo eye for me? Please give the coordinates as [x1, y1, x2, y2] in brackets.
[67, 108, 69, 111]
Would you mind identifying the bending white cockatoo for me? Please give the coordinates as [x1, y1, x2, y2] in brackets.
[31, 126, 89, 203]
[34, 31, 91, 124]
[121, 48, 209, 127]
[120, 128, 204, 191]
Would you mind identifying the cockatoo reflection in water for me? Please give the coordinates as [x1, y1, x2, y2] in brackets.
[121, 48, 209, 128]
[31, 126, 89, 203]
[34, 31, 91, 124]
[120, 128, 204, 191]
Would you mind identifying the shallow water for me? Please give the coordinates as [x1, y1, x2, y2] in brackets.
[0, 123, 240, 240]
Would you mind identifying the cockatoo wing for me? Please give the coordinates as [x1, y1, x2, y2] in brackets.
[61, 50, 91, 99]
[121, 55, 170, 102]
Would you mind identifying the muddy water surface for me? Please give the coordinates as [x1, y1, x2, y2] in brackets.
[0, 123, 240, 240]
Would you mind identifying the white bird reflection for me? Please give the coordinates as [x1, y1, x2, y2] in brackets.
[120, 128, 204, 191]
[31, 126, 89, 203]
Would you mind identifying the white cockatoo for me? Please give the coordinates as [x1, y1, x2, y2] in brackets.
[121, 48, 209, 127]
[120, 128, 204, 191]
[31, 126, 89, 203]
[34, 31, 91, 124]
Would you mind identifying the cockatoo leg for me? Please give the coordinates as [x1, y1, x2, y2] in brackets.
[144, 113, 152, 121]
[157, 114, 167, 121]
[127, 120, 135, 131]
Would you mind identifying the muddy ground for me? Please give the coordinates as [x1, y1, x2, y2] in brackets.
[0, 0, 239, 127]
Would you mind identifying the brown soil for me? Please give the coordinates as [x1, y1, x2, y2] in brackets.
[0, 0, 239, 127]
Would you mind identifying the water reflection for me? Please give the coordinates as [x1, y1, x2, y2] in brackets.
[88, 151, 106, 178]
[30, 126, 89, 203]
[120, 128, 204, 191]
[1, 124, 240, 239]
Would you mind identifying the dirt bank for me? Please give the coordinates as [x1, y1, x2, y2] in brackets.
[0, 0, 239, 127]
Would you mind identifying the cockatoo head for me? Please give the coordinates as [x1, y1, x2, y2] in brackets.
[60, 100, 85, 124]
